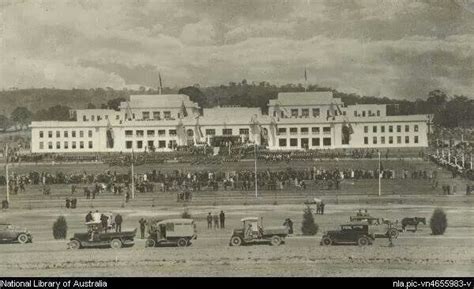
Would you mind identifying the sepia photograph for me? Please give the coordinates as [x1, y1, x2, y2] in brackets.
[0, 0, 473, 281]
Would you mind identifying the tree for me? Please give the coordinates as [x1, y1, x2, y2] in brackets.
[0, 115, 10, 132]
[52, 216, 68, 239]
[87, 103, 96, 109]
[301, 206, 319, 235]
[430, 208, 447, 235]
[10, 107, 32, 130]
[179, 86, 207, 108]
[107, 97, 127, 111]
[34, 105, 71, 121]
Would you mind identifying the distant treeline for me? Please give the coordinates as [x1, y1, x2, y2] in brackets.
[0, 81, 472, 130]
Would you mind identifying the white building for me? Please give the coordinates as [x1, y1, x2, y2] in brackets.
[30, 92, 430, 153]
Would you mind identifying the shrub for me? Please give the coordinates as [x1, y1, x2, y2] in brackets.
[52, 216, 68, 239]
[301, 206, 318, 236]
[181, 210, 192, 219]
[430, 208, 447, 235]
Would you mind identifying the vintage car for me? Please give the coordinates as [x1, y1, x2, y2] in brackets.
[349, 212, 401, 238]
[229, 217, 289, 246]
[0, 223, 33, 244]
[320, 223, 375, 246]
[145, 218, 197, 247]
[68, 225, 136, 249]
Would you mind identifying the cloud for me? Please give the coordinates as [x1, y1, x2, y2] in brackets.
[180, 20, 216, 46]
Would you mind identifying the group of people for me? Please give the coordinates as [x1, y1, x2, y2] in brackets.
[207, 211, 225, 229]
[84, 210, 124, 239]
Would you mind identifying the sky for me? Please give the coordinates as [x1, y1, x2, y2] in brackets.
[0, 0, 473, 99]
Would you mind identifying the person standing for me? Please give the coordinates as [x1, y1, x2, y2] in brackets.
[320, 201, 325, 215]
[139, 218, 147, 239]
[92, 210, 101, 223]
[115, 214, 123, 233]
[85, 211, 93, 223]
[207, 212, 212, 229]
[213, 214, 219, 229]
[100, 214, 109, 233]
[219, 210, 225, 229]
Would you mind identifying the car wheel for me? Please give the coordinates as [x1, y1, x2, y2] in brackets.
[230, 236, 242, 246]
[357, 236, 369, 246]
[69, 240, 81, 250]
[177, 238, 188, 247]
[17, 233, 29, 244]
[110, 238, 122, 249]
[321, 236, 332, 246]
[270, 235, 282, 246]
[388, 229, 399, 238]
[145, 239, 156, 248]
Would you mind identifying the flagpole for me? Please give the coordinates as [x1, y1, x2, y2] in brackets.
[378, 151, 381, 197]
[5, 144, 9, 204]
[254, 143, 258, 198]
[131, 149, 135, 200]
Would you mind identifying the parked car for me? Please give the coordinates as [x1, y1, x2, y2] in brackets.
[229, 217, 288, 246]
[145, 218, 197, 247]
[349, 216, 400, 238]
[68, 225, 136, 249]
[320, 223, 375, 246]
[0, 223, 33, 244]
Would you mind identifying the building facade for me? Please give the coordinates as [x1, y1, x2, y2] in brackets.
[30, 92, 430, 153]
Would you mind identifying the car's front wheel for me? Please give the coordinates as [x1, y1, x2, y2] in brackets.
[321, 236, 332, 246]
[177, 238, 188, 247]
[270, 235, 282, 246]
[17, 233, 29, 244]
[388, 228, 399, 238]
[230, 236, 242, 246]
[110, 238, 122, 249]
[357, 236, 369, 246]
[145, 239, 156, 248]
[68, 240, 81, 250]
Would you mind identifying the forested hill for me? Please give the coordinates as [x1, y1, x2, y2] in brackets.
[0, 81, 472, 128]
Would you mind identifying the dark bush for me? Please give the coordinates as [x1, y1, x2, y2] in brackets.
[430, 208, 447, 235]
[181, 210, 192, 219]
[52, 216, 68, 239]
[301, 206, 319, 235]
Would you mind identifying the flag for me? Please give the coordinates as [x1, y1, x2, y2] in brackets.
[249, 115, 261, 136]
[125, 101, 133, 121]
[179, 100, 188, 118]
[106, 120, 114, 148]
[379, 161, 384, 178]
[327, 103, 336, 120]
[335, 103, 343, 116]
[176, 120, 187, 145]
[269, 117, 278, 145]
[194, 116, 203, 142]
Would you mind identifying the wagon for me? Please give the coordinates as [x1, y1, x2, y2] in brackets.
[68, 229, 137, 249]
[229, 217, 288, 246]
[145, 218, 197, 247]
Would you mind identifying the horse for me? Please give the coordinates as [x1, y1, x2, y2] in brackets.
[401, 217, 426, 232]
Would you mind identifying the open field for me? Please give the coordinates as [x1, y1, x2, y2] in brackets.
[0, 202, 473, 277]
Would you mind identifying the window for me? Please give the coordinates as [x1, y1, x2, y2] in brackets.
[373, 126, 377, 133]
[39, 131, 44, 138]
[389, 136, 393, 144]
[72, 141, 77, 149]
[405, 125, 409, 132]
[405, 136, 409, 144]
[377, 110, 380, 116]
[83, 115, 87, 121]
[312, 138, 320, 147]
[48, 142, 53, 149]
[414, 136, 419, 144]
[125, 130, 133, 137]
[414, 125, 419, 132]
[397, 125, 401, 133]
[290, 138, 298, 147]
[364, 126, 368, 133]
[323, 138, 331, 146]
[300, 127, 309, 135]
[116, 115, 120, 120]
[136, 130, 144, 137]
[364, 137, 369, 145]
[389, 126, 393, 133]
[323, 127, 331, 134]
[158, 130, 166, 136]
[397, 136, 401, 144]
[153, 111, 161, 120]
[48, 131, 53, 138]
[147, 130, 155, 137]
[39, 142, 44, 149]
[279, 139, 287, 147]
[354, 111, 358, 117]
[373, 137, 377, 144]
[381, 136, 385, 144]
[64, 131, 68, 138]
[368, 110, 372, 116]
[362, 111, 366, 117]
[88, 130, 92, 137]
[312, 108, 320, 117]
[169, 129, 177, 136]
[381, 126, 385, 133]
[137, 141, 143, 149]
[148, 140, 154, 148]
[80, 131, 84, 138]
[239, 128, 249, 135]
[301, 109, 309, 117]
[88, 141, 93, 149]
[291, 109, 298, 117]
[278, 128, 287, 135]
[80, 141, 84, 149]
[64, 142, 68, 149]
[55, 131, 60, 137]
[222, 129, 233, 135]
[290, 128, 297, 135]
[158, 140, 166, 148]
[312, 127, 320, 134]
[205, 129, 215, 136]
[91, 115, 95, 121]
[126, 141, 132, 149]
[187, 129, 194, 137]
[72, 131, 76, 138]
[164, 111, 171, 119]
[142, 112, 150, 120]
